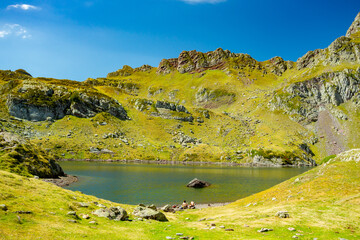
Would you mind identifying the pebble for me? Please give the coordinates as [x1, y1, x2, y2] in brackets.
[219, 226, 225, 228]
[67, 219, 77, 223]
[166, 237, 175, 240]
[272, 197, 277, 201]
[176, 233, 183, 236]
[292, 236, 298, 239]
[67, 211, 77, 216]
[244, 224, 249, 227]
[0, 204, 8, 211]
[258, 228, 273, 233]
[288, 227, 296, 231]
[210, 227, 216, 230]
[185, 218, 190, 220]
[89, 221, 98, 225]
[179, 237, 189, 240]
[210, 223, 216, 226]
[82, 214, 90, 219]
[225, 229, 234, 231]
[198, 218, 206, 221]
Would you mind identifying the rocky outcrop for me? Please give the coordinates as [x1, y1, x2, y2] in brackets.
[132, 98, 193, 122]
[264, 57, 295, 76]
[269, 69, 360, 122]
[157, 48, 261, 75]
[6, 82, 129, 121]
[297, 12, 360, 70]
[187, 178, 211, 188]
[0, 132, 64, 178]
[346, 12, 360, 37]
[195, 88, 236, 107]
[107, 65, 154, 78]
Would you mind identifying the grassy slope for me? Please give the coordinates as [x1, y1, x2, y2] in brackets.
[18, 67, 315, 163]
[1, 150, 359, 240]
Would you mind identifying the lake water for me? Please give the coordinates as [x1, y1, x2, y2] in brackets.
[60, 161, 311, 206]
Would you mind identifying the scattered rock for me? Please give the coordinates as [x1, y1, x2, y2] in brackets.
[77, 202, 90, 208]
[257, 228, 273, 233]
[176, 233, 183, 236]
[92, 206, 128, 221]
[186, 178, 211, 188]
[67, 211, 77, 216]
[0, 204, 7, 211]
[67, 219, 77, 223]
[161, 204, 174, 213]
[15, 211, 32, 214]
[198, 218, 206, 221]
[276, 211, 290, 218]
[225, 229, 234, 231]
[288, 227, 296, 231]
[166, 237, 175, 240]
[82, 214, 90, 219]
[89, 221, 97, 225]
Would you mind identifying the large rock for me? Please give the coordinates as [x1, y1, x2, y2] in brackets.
[133, 205, 168, 221]
[186, 178, 211, 188]
[92, 206, 128, 221]
[6, 81, 129, 121]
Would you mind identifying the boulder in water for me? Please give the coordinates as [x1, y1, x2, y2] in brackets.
[186, 178, 211, 188]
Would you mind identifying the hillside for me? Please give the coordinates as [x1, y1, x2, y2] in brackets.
[0, 13, 360, 170]
[0, 148, 359, 239]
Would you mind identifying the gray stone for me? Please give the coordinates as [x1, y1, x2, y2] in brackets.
[257, 228, 273, 232]
[67, 211, 77, 216]
[133, 206, 168, 222]
[0, 204, 7, 211]
[161, 204, 173, 212]
[92, 206, 128, 221]
[77, 202, 90, 207]
[276, 211, 290, 218]
[187, 178, 211, 188]
[67, 219, 77, 223]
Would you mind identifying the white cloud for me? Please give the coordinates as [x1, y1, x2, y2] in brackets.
[0, 24, 31, 39]
[180, 0, 226, 4]
[6, 4, 40, 11]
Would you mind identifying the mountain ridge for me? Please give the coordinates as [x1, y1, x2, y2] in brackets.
[0, 12, 360, 173]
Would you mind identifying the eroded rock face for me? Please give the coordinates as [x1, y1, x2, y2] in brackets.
[297, 12, 360, 71]
[6, 83, 129, 121]
[157, 48, 256, 75]
[269, 69, 360, 122]
[346, 12, 360, 37]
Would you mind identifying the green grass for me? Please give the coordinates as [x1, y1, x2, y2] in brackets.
[0, 149, 359, 239]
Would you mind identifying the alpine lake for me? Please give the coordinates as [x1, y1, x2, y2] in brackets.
[60, 161, 311, 206]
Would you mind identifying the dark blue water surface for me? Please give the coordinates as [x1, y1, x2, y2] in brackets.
[60, 161, 310, 206]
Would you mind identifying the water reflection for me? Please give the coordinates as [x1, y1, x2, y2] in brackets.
[61, 162, 311, 206]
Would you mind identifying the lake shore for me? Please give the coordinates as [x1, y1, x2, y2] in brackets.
[42, 174, 78, 187]
[58, 158, 313, 168]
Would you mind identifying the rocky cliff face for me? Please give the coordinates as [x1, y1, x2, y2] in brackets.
[297, 13, 360, 71]
[269, 69, 360, 122]
[346, 12, 360, 37]
[5, 80, 129, 121]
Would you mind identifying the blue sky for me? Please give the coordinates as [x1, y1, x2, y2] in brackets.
[1, 0, 360, 81]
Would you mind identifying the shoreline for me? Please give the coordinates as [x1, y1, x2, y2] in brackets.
[57, 158, 314, 168]
[42, 174, 78, 187]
